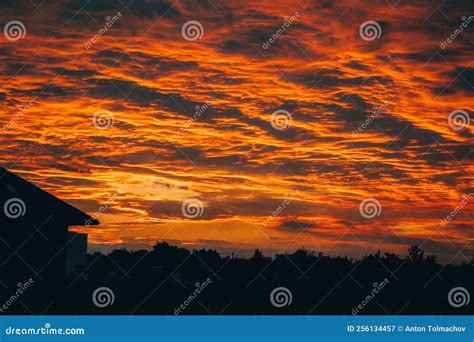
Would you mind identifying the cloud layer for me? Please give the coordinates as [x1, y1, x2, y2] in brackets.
[1, 0, 472, 262]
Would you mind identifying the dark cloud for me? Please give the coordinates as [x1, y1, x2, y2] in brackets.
[88, 78, 200, 115]
[146, 200, 231, 220]
[49, 67, 100, 78]
[344, 60, 370, 71]
[94, 49, 199, 76]
[283, 70, 393, 89]
[278, 220, 318, 232]
[64, 0, 180, 19]
[448, 67, 474, 92]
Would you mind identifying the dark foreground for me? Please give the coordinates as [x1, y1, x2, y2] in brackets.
[2, 243, 473, 315]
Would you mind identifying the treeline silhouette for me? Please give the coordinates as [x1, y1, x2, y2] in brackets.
[48, 242, 471, 315]
[7, 242, 474, 315]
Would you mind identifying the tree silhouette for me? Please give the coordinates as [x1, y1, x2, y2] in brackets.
[408, 245, 424, 262]
[1, 241, 471, 315]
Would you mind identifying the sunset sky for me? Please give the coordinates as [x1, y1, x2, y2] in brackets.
[1, 0, 472, 262]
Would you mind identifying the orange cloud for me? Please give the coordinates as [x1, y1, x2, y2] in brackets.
[0, 0, 472, 262]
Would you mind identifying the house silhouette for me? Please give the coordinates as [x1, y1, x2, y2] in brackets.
[0, 167, 98, 312]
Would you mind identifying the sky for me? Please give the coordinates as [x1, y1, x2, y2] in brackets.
[0, 0, 472, 262]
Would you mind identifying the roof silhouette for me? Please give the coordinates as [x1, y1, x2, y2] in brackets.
[0, 167, 99, 226]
